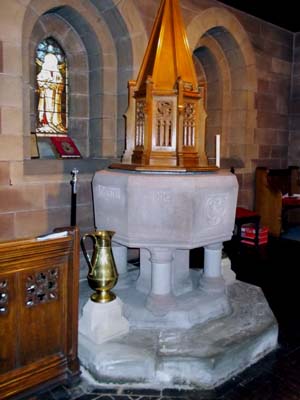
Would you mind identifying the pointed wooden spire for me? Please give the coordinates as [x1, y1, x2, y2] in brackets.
[136, 0, 198, 93]
[111, 0, 216, 171]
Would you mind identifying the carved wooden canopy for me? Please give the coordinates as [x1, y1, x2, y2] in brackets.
[112, 0, 216, 172]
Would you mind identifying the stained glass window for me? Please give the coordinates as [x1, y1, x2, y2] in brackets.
[35, 38, 68, 135]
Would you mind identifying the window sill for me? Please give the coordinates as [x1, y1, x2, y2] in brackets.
[24, 158, 116, 176]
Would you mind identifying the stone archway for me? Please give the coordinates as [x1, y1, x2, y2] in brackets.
[187, 7, 257, 173]
[29, 13, 91, 157]
[187, 7, 258, 207]
[22, 0, 140, 159]
[193, 34, 231, 165]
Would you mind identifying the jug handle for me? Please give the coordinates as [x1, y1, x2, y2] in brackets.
[81, 233, 96, 272]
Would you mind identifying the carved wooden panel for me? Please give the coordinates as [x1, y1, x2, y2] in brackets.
[20, 265, 66, 366]
[0, 275, 17, 374]
[0, 278, 9, 314]
[152, 96, 176, 151]
[25, 267, 59, 308]
[135, 100, 146, 146]
[156, 100, 173, 147]
[0, 227, 80, 399]
[183, 103, 195, 147]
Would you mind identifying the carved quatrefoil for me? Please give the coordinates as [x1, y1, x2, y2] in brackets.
[25, 268, 59, 308]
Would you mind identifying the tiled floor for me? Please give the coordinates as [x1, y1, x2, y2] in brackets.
[19, 236, 300, 400]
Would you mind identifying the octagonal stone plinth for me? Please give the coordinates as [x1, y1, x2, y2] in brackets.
[79, 281, 278, 388]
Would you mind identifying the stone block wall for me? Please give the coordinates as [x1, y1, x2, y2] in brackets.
[0, 0, 299, 242]
[0, 0, 124, 241]
[289, 33, 300, 165]
[0, 163, 97, 241]
[233, 13, 293, 207]
[0, 41, 2, 73]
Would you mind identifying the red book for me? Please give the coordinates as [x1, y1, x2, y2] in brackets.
[50, 136, 81, 158]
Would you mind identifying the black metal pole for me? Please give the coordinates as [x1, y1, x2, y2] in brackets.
[70, 168, 79, 226]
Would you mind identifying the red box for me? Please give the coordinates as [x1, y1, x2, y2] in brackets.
[240, 223, 269, 246]
[241, 224, 268, 236]
[241, 232, 268, 240]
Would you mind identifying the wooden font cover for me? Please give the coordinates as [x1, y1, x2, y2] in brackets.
[113, 0, 215, 172]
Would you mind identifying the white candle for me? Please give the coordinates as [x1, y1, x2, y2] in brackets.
[216, 134, 220, 167]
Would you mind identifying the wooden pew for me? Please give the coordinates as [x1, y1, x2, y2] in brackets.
[0, 226, 80, 399]
[255, 166, 300, 237]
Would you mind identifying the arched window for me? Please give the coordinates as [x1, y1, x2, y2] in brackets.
[35, 37, 68, 135]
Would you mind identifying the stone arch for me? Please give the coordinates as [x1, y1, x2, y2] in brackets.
[112, 0, 149, 77]
[22, 0, 136, 159]
[187, 7, 257, 173]
[194, 34, 231, 164]
[29, 14, 90, 157]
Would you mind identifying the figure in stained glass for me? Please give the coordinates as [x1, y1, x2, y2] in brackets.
[36, 38, 68, 134]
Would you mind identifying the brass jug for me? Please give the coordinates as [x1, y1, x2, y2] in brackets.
[81, 230, 118, 303]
